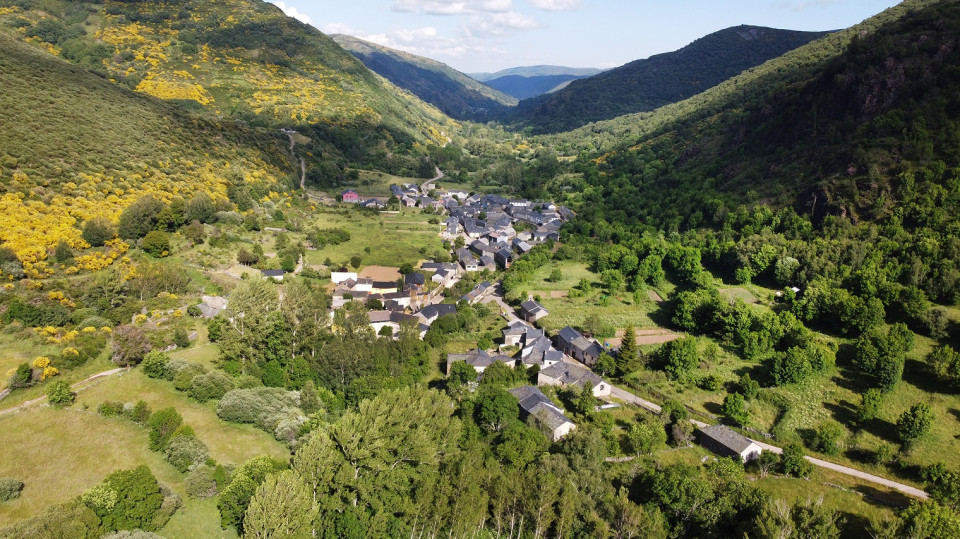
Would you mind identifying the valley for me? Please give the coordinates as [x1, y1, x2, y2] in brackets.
[0, 0, 959, 537]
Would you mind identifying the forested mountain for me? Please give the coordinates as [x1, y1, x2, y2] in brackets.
[484, 73, 594, 100]
[566, 0, 957, 230]
[508, 26, 830, 133]
[0, 0, 452, 147]
[469, 65, 602, 82]
[332, 34, 517, 120]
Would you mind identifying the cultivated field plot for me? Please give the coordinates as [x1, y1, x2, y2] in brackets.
[346, 170, 426, 197]
[359, 265, 402, 282]
[304, 209, 446, 268]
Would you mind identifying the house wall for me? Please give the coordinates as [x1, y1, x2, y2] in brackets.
[592, 381, 612, 398]
[551, 422, 576, 442]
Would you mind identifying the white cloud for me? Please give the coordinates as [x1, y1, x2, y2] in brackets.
[268, 1, 313, 25]
[527, 0, 580, 11]
[393, 0, 513, 15]
[464, 11, 537, 36]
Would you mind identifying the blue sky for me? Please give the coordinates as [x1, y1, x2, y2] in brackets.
[269, 0, 902, 73]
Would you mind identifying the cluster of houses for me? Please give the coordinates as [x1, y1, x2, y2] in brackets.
[447, 319, 612, 442]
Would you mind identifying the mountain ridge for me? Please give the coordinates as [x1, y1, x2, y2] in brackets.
[508, 25, 832, 133]
[332, 33, 517, 120]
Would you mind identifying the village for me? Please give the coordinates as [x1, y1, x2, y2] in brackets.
[329, 183, 765, 460]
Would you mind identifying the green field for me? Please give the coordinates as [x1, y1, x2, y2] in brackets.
[0, 331, 62, 392]
[303, 208, 446, 268]
[0, 370, 288, 534]
[512, 260, 668, 334]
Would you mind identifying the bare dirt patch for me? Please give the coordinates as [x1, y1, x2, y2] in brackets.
[530, 290, 569, 299]
[360, 265, 402, 281]
[647, 290, 664, 303]
[606, 328, 681, 348]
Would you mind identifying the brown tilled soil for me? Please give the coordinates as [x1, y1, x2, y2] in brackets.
[360, 265, 402, 281]
[605, 328, 681, 347]
[647, 290, 664, 303]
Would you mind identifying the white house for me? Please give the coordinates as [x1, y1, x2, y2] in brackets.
[331, 270, 358, 284]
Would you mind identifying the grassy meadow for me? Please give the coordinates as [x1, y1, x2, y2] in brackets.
[0, 369, 288, 535]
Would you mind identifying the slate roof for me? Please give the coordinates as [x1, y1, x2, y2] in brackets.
[261, 269, 284, 277]
[406, 272, 426, 286]
[539, 361, 603, 388]
[699, 425, 758, 455]
[419, 303, 457, 321]
[508, 386, 573, 433]
[521, 300, 548, 318]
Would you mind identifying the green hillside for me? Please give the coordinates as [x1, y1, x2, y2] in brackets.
[509, 26, 830, 133]
[566, 0, 955, 228]
[0, 31, 291, 272]
[0, 0, 452, 145]
[332, 34, 516, 120]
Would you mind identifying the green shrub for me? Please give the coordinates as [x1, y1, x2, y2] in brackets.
[165, 435, 209, 473]
[189, 371, 235, 402]
[141, 231, 171, 257]
[173, 363, 207, 392]
[82, 217, 116, 247]
[217, 387, 301, 433]
[47, 380, 75, 408]
[0, 478, 24, 502]
[147, 408, 183, 451]
[185, 465, 219, 499]
[81, 465, 165, 533]
[141, 351, 170, 379]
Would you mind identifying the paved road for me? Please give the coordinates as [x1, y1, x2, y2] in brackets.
[609, 385, 928, 500]
[483, 280, 930, 500]
[0, 368, 125, 417]
[421, 166, 445, 194]
[481, 283, 519, 322]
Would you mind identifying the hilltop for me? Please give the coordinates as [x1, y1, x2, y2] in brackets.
[509, 26, 830, 133]
[469, 65, 602, 82]
[0, 0, 452, 149]
[332, 34, 516, 120]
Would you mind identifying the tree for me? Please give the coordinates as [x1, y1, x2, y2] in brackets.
[141, 230, 170, 257]
[82, 217, 117, 246]
[165, 435, 209, 472]
[186, 192, 216, 224]
[147, 408, 183, 451]
[780, 442, 812, 478]
[218, 456, 289, 534]
[756, 451, 779, 478]
[118, 195, 165, 239]
[496, 422, 547, 468]
[626, 417, 667, 456]
[739, 373, 760, 401]
[898, 403, 935, 447]
[616, 326, 640, 376]
[112, 324, 150, 368]
[476, 386, 519, 433]
[594, 352, 616, 378]
[856, 388, 884, 424]
[661, 337, 698, 382]
[571, 383, 598, 417]
[299, 380, 321, 415]
[722, 393, 749, 426]
[81, 465, 164, 533]
[47, 380, 75, 408]
[244, 470, 316, 539]
[54, 239, 73, 264]
[548, 268, 563, 282]
[810, 421, 844, 455]
[480, 361, 517, 386]
[770, 346, 813, 386]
